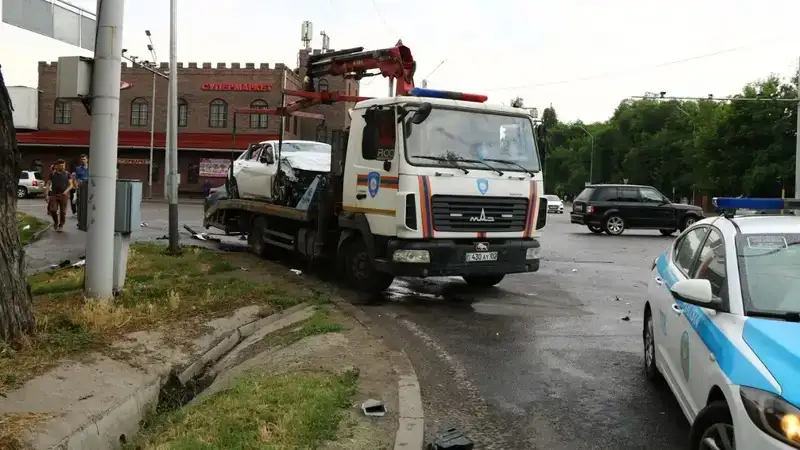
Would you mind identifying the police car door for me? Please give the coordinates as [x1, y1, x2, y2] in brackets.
[657, 226, 708, 414]
[680, 227, 728, 416]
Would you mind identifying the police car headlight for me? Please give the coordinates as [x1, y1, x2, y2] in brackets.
[526, 247, 541, 260]
[392, 249, 430, 263]
[741, 386, 800, 448]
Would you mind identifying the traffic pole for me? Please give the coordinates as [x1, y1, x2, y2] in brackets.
[795, 56, 800, 199]
[166, 0, 180, 252]
[148, 71, 156, 198]
[84, 0, 125, 299]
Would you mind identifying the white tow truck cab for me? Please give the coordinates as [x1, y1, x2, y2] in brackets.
[204, 87, 549, 293]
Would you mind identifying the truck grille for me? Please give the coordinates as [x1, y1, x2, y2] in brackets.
[430, 195, 529, 232]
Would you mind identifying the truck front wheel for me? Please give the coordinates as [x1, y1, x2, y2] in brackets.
[344, 239, 394, 294]
[462, 274, 505, 288]
[248, 216, 268, 257]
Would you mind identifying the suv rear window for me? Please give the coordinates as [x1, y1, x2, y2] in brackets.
[575, 188, 595, 202]
[33, 172, 44, 180]
[594, 187, 618, 201]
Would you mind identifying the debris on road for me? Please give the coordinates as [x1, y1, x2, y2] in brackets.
[429, 427, 474, 450]
[71, 259, 86, 268]
[22, 224, 31, 231]
[361, 398, 387, 417]
[621, 316, 631, 321]
[183, 224, 221, 243]
[290, 269, 302, 275]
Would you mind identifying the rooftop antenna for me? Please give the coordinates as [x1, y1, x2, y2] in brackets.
[301, 21, 313, 51]
[320, 30, 330, 53]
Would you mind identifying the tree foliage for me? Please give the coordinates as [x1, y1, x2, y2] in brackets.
[543, 75, 799, 200]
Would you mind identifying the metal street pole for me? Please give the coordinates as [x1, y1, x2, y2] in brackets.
[795, 56, 800, 199]
[167, 0, 180, 252]
[85, 0, 125, 299]
[146, 31, 157, 199]
[578, 125, 594, 184]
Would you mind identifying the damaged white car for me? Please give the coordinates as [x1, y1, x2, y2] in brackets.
[228, 140, 331, 206]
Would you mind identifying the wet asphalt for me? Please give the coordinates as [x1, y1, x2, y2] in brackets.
[20, 198, 691, 448]
[360, 211, 691, 450]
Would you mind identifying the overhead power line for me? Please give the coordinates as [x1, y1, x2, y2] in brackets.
[631, 95, 799, 103]
[483, 34, 791, 92]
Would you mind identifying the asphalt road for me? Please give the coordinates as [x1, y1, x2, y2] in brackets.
[361, 211, 692, 450]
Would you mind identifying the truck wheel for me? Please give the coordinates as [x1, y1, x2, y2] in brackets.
[344, 239, 394, 294]
[248, 216, 268, 257]
[462, 274, 505, 287]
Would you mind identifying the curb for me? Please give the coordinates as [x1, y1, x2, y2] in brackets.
[38, 302, 312, 450]
[330, 297, 425, 450]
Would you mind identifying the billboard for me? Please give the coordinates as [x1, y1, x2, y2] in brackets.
[199, 158, 231, 178]
[2, 0, 97, 51]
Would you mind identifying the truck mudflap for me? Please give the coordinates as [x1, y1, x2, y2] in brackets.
[381, 238, 541, 277]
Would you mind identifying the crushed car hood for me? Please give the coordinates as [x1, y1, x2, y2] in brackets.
[281, 152, 330, 173]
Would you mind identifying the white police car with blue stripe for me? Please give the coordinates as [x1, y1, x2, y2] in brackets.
[643, 197, 800, 450]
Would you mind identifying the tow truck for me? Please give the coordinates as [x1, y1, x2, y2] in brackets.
[203, 42, 550, 293]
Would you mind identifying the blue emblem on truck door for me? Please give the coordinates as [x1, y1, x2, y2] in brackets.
[477, 179, 489, 195]
[367, 171, 381, 198]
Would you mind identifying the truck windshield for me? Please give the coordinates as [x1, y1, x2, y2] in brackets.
[404, 107, 540, 173]
[737, 233, 800, 317]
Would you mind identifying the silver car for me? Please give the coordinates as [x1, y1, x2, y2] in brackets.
[17, 170, 45, 198]
[544, 194, 564, 214]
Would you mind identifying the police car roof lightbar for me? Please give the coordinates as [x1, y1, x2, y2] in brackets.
[408, 87, 488, 103]
[713, 197, 800, 210]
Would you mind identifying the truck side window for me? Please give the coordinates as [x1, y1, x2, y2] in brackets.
[362, 109, 396, 161]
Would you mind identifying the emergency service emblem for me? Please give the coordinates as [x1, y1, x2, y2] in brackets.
[367, 172, 381, 198]
[477, 178, 489, 195]
[680, 330, 690, 380]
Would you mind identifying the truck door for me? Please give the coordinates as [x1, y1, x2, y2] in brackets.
[345, 108, 400, 233]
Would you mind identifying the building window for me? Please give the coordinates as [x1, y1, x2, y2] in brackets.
[130, 97, 149, 126]
[54, 99, 72, 124]
[209, 99, 228, 128]
[178, 98, 188, 127]
[317, 79, 329, 92]
[249, 99, 268, 129]
[187, 163, 199, 184]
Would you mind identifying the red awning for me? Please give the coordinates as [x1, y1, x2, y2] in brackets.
[14, 130, 279, 150]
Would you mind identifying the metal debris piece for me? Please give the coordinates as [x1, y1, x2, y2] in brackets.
[361, 399, 386, 417]
[22, 224, 31, 230]
[290, 269, 302, 275]
[428, 427, 474, 450]
[621, 316, 631, 321]
[71, 259, 86, 268]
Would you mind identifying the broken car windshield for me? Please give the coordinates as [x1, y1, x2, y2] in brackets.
[404, 107, 541, 172]
[279, 142, 331, 153]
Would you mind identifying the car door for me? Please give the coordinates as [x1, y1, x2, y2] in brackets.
[638, 187, 676, 228]
[616, 187, 642, 226]
[654, 226, 708, 414]
[682, 227, 728, 418]
[236, 145, 263, 199]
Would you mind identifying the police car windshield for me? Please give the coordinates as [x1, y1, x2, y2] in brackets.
[738, 233, 800, 316]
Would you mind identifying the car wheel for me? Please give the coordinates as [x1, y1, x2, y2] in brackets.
[604, 215, 625, 235]
[462, 274, 505, 287]
[643, 309, 661, 381]
[680, 215, 698, 232]
[659, 229, 676, 236]
[588, 225, 604, 234]
[689, 401, 735, 450]
[16, 186, 27, 199]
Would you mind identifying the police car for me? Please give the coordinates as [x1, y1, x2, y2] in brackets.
[643, 197, 800, 450]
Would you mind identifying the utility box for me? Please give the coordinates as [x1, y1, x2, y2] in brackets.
[57, 56, 93, 99]
[77, 180, 143, 233]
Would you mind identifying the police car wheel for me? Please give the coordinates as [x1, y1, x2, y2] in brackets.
[643, 310, 661, 381]
[604, 215, 625, 235]
[689, 401, 735, 450]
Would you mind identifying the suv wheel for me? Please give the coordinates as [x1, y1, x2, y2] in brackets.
[680, 215, 698, 232]
[588, 225, 604, 234]
[659, 229, 676, 236]
[605, 215, 625, 235]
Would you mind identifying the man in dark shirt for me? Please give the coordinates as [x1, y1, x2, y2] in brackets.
[70, 154, 89, 215]
[46, 159, 72, 232]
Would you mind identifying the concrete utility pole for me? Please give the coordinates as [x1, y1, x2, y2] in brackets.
[577, 125, 595, 184]
[167, 0, 180, 251]
[795, 56, 800, 199]
[84, 0, 125, 299]
[146, 30, 157, 199]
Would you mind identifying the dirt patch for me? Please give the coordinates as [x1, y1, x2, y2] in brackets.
[17, 212, 49, 246]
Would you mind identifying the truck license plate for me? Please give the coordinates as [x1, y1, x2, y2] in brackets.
[465, 251, 498, 262]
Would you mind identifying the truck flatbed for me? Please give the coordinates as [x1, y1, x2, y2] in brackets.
[203, 198, 312, 234]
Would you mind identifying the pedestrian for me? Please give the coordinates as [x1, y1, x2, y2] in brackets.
[45, 159, 72, 232]
[70, 154, 89, 215]
[202, 179, 212, 197]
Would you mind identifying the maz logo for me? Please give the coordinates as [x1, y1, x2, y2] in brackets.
[469, 208, 495, 222]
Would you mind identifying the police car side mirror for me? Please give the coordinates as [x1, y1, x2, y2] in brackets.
[670, 279, 720, 308]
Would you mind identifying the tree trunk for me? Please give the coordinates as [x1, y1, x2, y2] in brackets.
[0, 65, 34, 343]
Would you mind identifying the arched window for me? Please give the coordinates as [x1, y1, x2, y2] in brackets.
[130, 97, 149, 126]
[249, 99, 268, 129]
[317, 79, 329, 92]
[54, 99, 71, 124]
[209, 99, 228, 128]
[178, 98, 188, 127]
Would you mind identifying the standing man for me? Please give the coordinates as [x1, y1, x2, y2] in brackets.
[71, 154, 89, 215]
[45, 159, 72, 232]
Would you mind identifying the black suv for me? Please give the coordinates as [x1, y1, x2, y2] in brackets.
[570, 184, 704, 236]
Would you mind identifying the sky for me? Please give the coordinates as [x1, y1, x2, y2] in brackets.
[2, 0, 800, 123]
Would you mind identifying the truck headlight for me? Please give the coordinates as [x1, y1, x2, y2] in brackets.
[392, 249, 430, 263]
[741, 386, 800, 448]
[526, 247, 541, 260]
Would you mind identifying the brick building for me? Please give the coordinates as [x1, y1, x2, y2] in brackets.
[15, 48, 357, 196]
